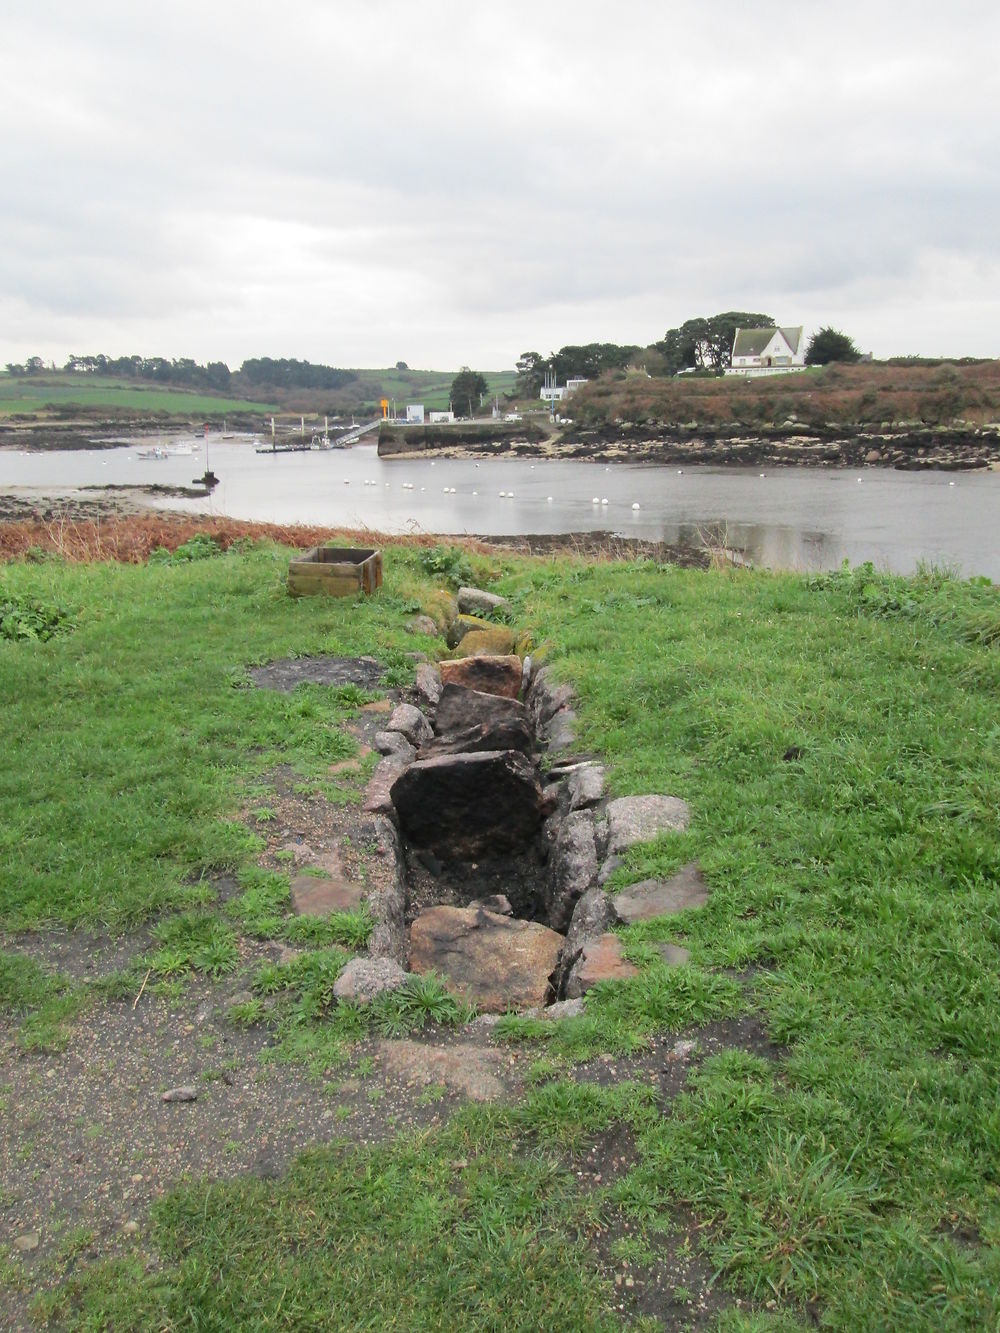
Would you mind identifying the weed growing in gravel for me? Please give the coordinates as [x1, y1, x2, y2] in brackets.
[245, 955, 472, 1072]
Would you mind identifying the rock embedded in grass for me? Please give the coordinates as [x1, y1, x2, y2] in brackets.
[563, 934, 639, 999]
[457, 586, 510, 617]
[404, 615, 439, 636]
[333, 957, 410, 1004]
[605, 794, 691, 853]
[611, 863, 710, 923]
[446, 613, 497, 650]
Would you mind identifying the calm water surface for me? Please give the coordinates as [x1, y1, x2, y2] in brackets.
[4, 435, 998, 578]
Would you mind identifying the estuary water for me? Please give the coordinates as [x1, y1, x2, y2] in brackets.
[3, 436, 999, 579]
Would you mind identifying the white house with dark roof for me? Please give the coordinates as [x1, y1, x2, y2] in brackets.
[727, 326, 806, 376]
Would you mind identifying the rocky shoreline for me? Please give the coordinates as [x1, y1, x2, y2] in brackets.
[379, 421, 1000, 471]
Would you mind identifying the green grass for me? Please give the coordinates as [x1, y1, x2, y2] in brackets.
[0, 541, 440, 931]
[33, 1108, 639, 1331]
[4, 543, 1000, 1327]
[0, 373, 276, 417]
[352, 368, 517, 412]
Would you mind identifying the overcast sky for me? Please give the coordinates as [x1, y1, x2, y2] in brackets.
[2, 0, 998, 371]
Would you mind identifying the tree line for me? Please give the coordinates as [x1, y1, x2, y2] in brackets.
[4, 353, 360, 393]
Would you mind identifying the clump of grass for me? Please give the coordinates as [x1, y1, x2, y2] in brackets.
[244, 956, 471, 1071]
[0, 952, 90, 1051]
[147, 911, 240, 979]
[0, 589, 74, 641]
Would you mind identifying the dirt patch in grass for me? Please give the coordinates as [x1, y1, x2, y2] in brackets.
[249, 654, 388, 694]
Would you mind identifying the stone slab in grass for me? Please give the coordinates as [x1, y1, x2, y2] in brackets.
[290, 868, 366, 916]
[605, 794, 691, 853]
[409, 905, 563, 1012]
[457, 586, 510, 617]
[612, 862, 709, 923]
[333, 957, 410, 1004]
[564, 932, 640, 998]
[377, 1038, 506, 1102]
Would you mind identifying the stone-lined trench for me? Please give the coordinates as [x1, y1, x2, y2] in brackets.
[346, 586, 704, 1016]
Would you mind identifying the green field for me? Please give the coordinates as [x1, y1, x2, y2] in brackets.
[3, 539, 999, 1329]
[0, 373, 276, 418]
[0, 368, 518, 420]
[354, 368, 518, 412]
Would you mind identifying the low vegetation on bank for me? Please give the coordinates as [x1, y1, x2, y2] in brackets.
[1, 522, 999, 1329]
[569, 360, 1000, 431]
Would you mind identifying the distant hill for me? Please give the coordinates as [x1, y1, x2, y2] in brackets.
[0, 365, 518, 422]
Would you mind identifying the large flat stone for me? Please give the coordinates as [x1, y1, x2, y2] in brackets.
[457, 586, 510, 617]
[409, 905, 563, 1012]
[377, 1039, 506, 1102]
[458, 627, 518, 657]
[564, 933, 640, 999]
[290, 870, 365, 916]
[605, 795, 691, 853]
[439, 655, 522, 699]
[390, 749, 543, 858]
[424, 683, 533, 757]
[612, 862, 710, 923]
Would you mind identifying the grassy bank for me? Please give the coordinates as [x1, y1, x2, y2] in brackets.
[569, 360, 1000, 430]
[2, 533, 999, 1329]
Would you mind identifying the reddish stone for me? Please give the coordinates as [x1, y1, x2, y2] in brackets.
[409, 905, 563, 1012]
[439, 654, 522, 699]
[565, 933, 639, 998]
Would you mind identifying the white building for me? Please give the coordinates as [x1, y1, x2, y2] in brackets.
[428, 410, 455, 424]
[539, 376, 589, 401]
[727, 327, 806, 376]
[405, 404, 425, 423]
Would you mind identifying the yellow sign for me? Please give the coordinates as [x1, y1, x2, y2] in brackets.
[380, 398, 389, 418]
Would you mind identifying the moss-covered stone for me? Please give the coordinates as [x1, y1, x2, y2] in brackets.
[446, 613, 495, 649]
[458, 626, 517, 656]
